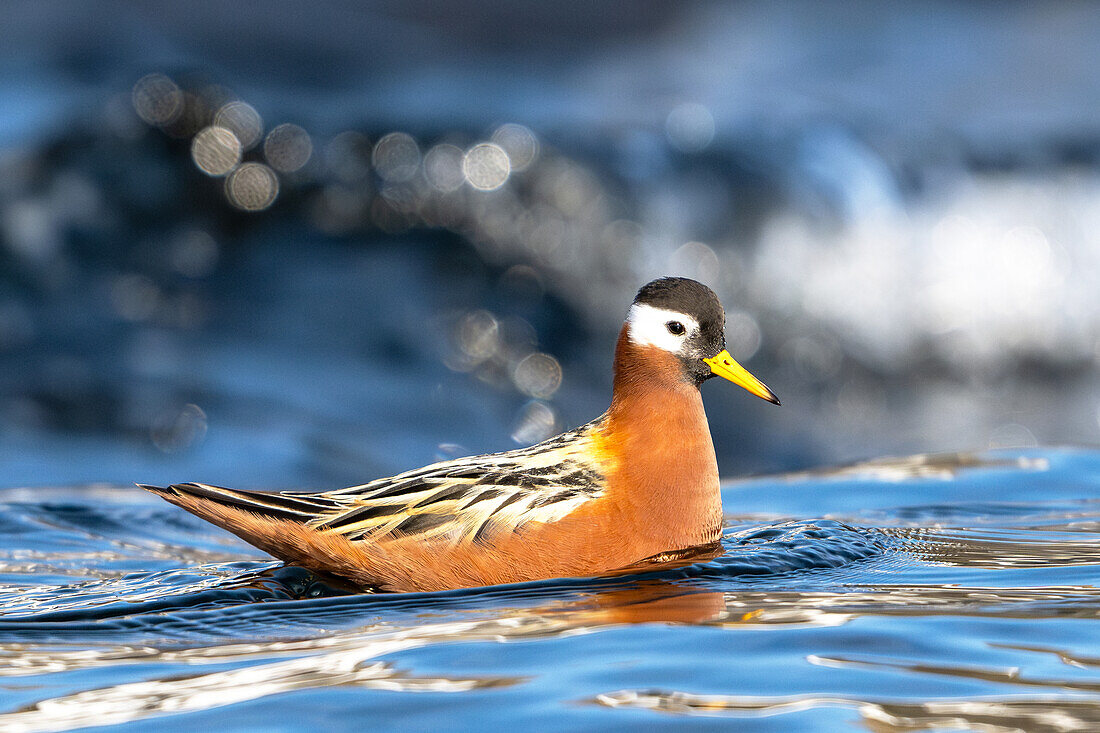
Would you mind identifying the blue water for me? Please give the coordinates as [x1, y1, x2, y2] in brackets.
[3, 448, 1099, 731]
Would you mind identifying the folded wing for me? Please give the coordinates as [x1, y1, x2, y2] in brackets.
[142, 418, 607, 548]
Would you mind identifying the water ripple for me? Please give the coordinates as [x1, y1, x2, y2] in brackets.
[591, 690, 1100, 731]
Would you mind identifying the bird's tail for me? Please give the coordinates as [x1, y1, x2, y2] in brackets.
[139, 482, 340, 524]
[139, 482, 420, 591]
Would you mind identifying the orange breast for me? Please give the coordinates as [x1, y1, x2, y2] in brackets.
[477, 334, 725, 579]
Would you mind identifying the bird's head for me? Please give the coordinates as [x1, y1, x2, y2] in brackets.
[624, 277, 779, 404]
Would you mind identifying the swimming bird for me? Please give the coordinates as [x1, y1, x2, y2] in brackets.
[142, 277, 778, 593]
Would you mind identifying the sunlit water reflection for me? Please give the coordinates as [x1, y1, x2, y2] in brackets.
[2, 449, 1100, 730]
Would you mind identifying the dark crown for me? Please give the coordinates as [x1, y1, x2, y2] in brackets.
[633, 277, 725, 328]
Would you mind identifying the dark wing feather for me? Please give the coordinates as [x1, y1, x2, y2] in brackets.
[141, 483, 342, 522]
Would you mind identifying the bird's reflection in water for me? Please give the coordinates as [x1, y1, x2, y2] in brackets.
[568, 581, 728, 626]
[235, 540, 729, 618]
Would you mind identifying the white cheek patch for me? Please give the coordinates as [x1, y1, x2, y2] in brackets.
[626, 303, 699, 353]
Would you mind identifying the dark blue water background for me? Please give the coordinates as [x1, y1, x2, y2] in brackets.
[4, 2, 1100, 730]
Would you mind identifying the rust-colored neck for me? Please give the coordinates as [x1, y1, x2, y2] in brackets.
[601, 326, 723, 550]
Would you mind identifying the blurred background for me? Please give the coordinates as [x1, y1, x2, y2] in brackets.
[2, 0, 1099, 489]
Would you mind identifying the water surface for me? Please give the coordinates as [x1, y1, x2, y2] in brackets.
[3, 448, 1100, 731]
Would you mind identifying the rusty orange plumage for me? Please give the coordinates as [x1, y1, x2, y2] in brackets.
[142, 277, 778, 592]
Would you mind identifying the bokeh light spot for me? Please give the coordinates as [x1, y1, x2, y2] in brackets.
[373, 132, 421, 182]
[463, 143, 511, 191]
[169, 230, 219, 277]
[458, 310, 499, 360]
[444, 310, 501, 372]
[780, 335, 843, 383]
[511, 401, 559, 445]
[131, 73, 183, 126]
[666, 102, 715, 153]
[225, 162, 279, 211]
[151, 403, 208, 453]
[725, 311, 763, 360]
[424, 144, 466, 193]
[109, 273, 160, 322]
[668, 241, 720, 283]
[191, 126, 241, 177]
[491, 124, 539, 171]
[513, 352, 562, 398]
[264, 123, 313, 173]
[161, 91, 213, 139]
[214, 101, 264, 151]
[499, 265, 545, 304]
[988, 423, 1038, 449]
[3, 200, 59, 262]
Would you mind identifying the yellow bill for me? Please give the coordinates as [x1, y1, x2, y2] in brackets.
[704, 350, 780, 405]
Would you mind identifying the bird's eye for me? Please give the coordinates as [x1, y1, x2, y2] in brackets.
[666, 321, 686, 336]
